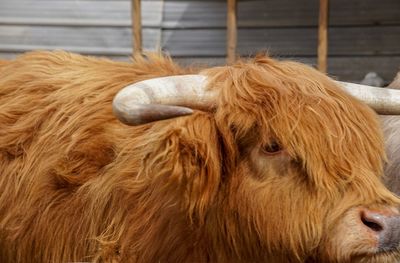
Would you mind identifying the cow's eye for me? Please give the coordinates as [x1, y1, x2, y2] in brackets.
[262, 141, 282, 155]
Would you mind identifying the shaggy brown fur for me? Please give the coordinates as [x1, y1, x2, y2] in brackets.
[381, 115, 400, 195]
[0, 51, 399, 262]
[382, 72, 400, 195]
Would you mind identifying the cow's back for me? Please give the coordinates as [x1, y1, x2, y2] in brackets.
[0, 51, 187, 262]
[0, 51, 133, 193]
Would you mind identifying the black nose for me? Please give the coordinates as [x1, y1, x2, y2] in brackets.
[361, 209, 400, 252]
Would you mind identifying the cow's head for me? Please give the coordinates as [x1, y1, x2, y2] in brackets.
[113, 56, 400, 262]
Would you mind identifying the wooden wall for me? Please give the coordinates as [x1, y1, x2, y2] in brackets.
[0, 0, 399, 82]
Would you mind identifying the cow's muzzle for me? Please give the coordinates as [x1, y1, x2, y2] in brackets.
[360, 208, 400, 252]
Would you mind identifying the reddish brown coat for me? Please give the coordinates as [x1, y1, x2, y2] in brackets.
[0, 51, 398, 262]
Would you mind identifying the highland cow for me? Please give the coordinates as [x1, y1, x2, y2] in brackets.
[0, 51, 400, 263]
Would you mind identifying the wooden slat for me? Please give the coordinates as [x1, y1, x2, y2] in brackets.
[1, 51, 399, 84]
[0, 1, 162, 27]
[3, 26, 397, 64]
[318, 0, 329, 73]
[11, 0, 132, 1]
[162, 26, 400, 57]
[132, 0, 142, 55]
[174, 56, 400, 83]
[0, 44, 131, 56]
[174, 57, 226, 67]
[0, 18, 132, 27]
[0, 26, 160, 55]
[226, 0, 237, 64]
[0, 52, 132, 61]
[324, 56, 400, 82]
[0, 52, 21, 60]
[162, 0, 400, 29]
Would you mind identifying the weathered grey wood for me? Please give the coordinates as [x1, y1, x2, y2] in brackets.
[0, 1, 162, 27]
[163, 0, 400, 28]
[327, 57, 400, 83]
[174, 56, 400, 83]
[8, 0, 132, 1]
[1, 51, 399, 84]
[0, 52, 132, 62]
[0, 26, 160, 55]
[0, 0, 399, 84]
[290, 56, 400, 83]
[162, 26, 400, 56]
[0, 53, 21, 60]
[0, 45, 132, 56]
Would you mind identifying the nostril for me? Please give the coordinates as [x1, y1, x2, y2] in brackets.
[360, 210, 385, 233]
[361, 217, 384, 232]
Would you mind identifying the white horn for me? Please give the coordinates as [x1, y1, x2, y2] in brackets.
[338, 81, 400, 115]
[113, 75, 215, 125]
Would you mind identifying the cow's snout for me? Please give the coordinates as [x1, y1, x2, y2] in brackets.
[360, 208, 400, 252]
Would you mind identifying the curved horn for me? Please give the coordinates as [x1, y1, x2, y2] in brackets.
[113, 75, 215, 125]
[337, 81, 400, 115]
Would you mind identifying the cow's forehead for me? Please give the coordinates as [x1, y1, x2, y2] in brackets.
[206, 57, 385, 185]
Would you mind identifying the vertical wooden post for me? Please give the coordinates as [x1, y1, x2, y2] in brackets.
[226, 0, 237, 64]
[318, 0, 329, 73]
[132, 0, 142, 55]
